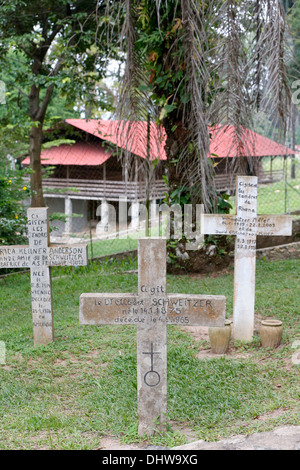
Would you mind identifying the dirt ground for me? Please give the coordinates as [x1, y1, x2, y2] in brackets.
[167, 237, 235, 275]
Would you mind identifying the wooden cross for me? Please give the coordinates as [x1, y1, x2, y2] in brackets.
[0, 207, 88, 346]
[203, 176, 292, 341]
[79, 237, 226, 436]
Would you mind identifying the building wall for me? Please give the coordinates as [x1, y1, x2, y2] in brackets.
[45, 197, 88, 235]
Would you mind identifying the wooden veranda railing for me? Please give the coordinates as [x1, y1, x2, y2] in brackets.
[42, 178, 167, 201]
[25, 169, 284, 202]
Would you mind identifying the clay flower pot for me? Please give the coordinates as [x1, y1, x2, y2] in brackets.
[209, 320, 232, 354]
[260, 320, 283, 349]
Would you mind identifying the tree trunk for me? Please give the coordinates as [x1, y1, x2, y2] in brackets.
[163, 119, 186, 195]
[291, 102, 296, 179]
[29, 123, 45, 207]
[28, 82, 51, 208]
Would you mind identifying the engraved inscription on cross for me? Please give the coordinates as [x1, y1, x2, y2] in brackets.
[79, 237, 226, 436]
[203, 176, 292, 341]
[0, 207, 88, 346]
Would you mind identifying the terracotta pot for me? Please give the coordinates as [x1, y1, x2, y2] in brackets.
[260, 320, 283, 348]
[209, 320, 232, 354]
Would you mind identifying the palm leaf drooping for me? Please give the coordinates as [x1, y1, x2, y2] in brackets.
[106, 0, 291, 212]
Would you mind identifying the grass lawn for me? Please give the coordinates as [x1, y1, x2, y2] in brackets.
[228, 177, 300, 215]
[87, 223, 162, 259]
[0, 257, 299, 449]
[88, 236, 138, 259]
[256, 178, 300, 214]
[86, 176, 300, 260]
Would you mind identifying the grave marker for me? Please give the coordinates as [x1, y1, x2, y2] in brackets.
[0, 207, 88, 345]
[79, 238, 226, 436]
[203, 176, 292, 341]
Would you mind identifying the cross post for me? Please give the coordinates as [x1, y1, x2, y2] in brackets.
[203, 176, 292, 341]
[0, 207, 88, 346]
[79, 237, 226, 436]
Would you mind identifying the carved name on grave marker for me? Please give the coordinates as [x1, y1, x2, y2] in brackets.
[80, 238, 226, 436]
[0, 208, 88, 345]
[203, 176, 292, 341]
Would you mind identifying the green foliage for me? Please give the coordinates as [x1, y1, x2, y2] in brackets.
[286, 0, 300, 145]
[42, 139, 76, 150]
[0, 0, 115, 174]
[0, 259, 299, 448]
[216, 193, 233, 214]
[134, 0, 187, 123]
[163, 185, 233, 265]
[167, 186, 191, 205]
[287, 0, 300, 67]
[0, 164, 31, 245]
[0, 51, 31, 161]
[166, 184, 232, 214]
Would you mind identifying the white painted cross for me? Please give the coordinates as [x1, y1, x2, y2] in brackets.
[0, 207, 88, 346]
[203, 176, 292, 341]
[79, 237, 226, 436]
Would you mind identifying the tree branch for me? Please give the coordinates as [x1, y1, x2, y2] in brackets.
[17, 87, 30, 99]
[36, 84, 54, 122]
[49, 53, 66, 77]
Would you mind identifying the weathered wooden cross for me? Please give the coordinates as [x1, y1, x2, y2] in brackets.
[79, 237, 226, 436]
[202, 175, 292, 341]
[0, 207, 88, 346]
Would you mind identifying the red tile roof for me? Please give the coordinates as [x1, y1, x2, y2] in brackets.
[209, 125, 295, 158]
[65, 119, 294, 159]
[65, 119, 167, 160]
[22, 120, 295, 167]
[22, 141, 112, 166]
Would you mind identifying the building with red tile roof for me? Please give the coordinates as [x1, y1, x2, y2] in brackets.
[21, 119, 295, 235]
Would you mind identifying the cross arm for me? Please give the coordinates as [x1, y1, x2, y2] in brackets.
[202, 214, 238, 235]
[79, 292, 226, 327]
[166, 294, 226, 327]
[47, 245, 88, 267]
[0, 245, 32, 269]
[79, 293, 142, 325]
[202, 214, 292, 237]
[254, 215, 292, 236]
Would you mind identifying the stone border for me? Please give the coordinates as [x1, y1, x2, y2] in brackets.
[256, 217, 300, 249]
[1, 241, 299, 280]
[91, 241, 300, 265]
[256, 241, 300, 261]
[171, 425, 300, 450]
[91, 249, 138, 263]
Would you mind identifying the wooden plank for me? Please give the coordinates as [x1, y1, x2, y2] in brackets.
[39, 177, 168, 200]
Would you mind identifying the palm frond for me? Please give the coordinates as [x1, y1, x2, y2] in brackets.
[105, 0, 292, 212]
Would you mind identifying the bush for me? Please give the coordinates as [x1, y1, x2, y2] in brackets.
[0, 166, 30, 245]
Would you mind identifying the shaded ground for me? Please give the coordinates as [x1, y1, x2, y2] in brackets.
[167, 219, 300, 275]
[167, 237, 235, 275]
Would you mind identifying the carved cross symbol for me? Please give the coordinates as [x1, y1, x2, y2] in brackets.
[79, 238, 226, 436]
